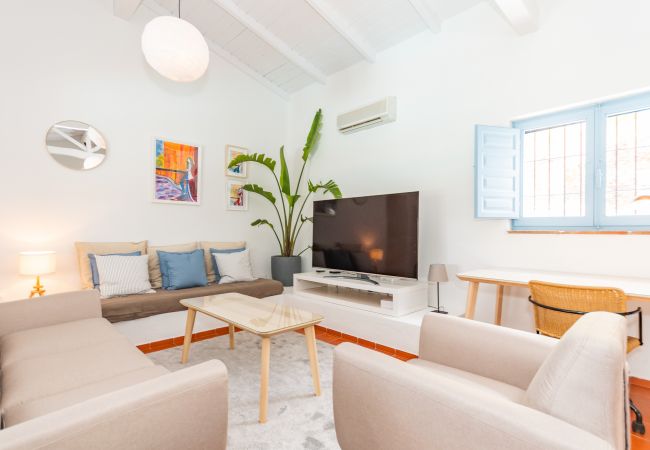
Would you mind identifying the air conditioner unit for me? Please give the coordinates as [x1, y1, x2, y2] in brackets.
[337, 97, 397, 134]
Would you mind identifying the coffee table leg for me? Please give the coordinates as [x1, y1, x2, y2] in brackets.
[305, 326, 321, 396]
[181, 308, 196, 364]
[259, 337, 271, 423]
[228, 324, 235, 350]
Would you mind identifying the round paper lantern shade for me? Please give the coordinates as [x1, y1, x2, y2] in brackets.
[141, 16, 210, 82]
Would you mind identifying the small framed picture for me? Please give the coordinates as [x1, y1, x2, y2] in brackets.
[226, 180, 248, 211]
[225, 145, 248, 178]
[153, 138, 201, 205]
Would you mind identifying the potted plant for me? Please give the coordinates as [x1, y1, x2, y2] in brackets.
[228, 109, 341, 286]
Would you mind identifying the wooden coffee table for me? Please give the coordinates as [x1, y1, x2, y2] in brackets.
[180, 293, 324, 423]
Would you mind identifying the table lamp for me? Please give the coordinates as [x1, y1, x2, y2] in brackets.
[19, 251, 56, 298]
[428, 263, 448, 314]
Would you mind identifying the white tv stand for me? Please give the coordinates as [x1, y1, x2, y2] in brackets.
[293, 272, 428, 317]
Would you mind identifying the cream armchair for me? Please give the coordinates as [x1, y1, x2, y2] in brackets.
[333, 312, 629, 450]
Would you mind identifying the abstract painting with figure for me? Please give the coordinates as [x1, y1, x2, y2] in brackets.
[153, 138, 201, 205]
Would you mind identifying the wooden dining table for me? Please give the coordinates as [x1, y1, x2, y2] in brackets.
[457, 268, 650, 325]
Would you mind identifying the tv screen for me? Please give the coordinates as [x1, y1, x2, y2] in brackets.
[312, 192, 419, 279]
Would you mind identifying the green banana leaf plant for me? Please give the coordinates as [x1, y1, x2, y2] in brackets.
[228, 109, 342, 257]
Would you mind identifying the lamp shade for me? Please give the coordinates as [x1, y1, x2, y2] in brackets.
[19, 251, 56, 276]
[141, 16, 210, 82]
[428, 263, 448, 282]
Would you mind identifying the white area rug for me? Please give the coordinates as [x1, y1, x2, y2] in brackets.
[148, 332, 341, 450]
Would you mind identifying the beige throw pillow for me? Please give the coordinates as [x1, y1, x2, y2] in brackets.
[199, 241, 246, 283]
[148, 242, 198, 288]
[75, 241, 148, 289]
[524, 312, 627, 446]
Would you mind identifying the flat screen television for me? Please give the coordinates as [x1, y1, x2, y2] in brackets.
[312, 192, 419, 279]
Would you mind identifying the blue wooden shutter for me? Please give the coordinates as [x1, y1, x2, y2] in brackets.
[475, 125, 521, 219]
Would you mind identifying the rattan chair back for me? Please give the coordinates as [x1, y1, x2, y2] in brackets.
[528, 281, 627, 339]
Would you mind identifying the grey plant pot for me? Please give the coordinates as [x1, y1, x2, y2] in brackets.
[271, 255, 302, 287]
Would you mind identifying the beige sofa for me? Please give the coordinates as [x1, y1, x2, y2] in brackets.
[0, 290, 228, 450]
[333, 312, 629, 450]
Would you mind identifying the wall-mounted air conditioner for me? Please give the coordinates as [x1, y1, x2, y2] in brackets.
[336, 97, 397, 134]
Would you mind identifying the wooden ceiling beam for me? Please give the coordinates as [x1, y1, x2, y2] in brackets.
[406, 0, 441, 34]
[211, 0, 328, 84]
[303, 0, 376, 63]
[492, 0, 538, 35]
[114, 0, 143, 20]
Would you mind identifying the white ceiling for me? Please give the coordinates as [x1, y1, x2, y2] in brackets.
[130, 0, 538, 98]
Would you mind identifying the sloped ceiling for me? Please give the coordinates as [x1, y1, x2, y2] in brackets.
[117, 0, 538, 98]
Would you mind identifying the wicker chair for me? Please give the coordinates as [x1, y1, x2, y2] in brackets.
[528, 280, 645, 435]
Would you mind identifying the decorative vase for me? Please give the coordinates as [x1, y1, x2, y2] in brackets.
[271, 255, 302, 287]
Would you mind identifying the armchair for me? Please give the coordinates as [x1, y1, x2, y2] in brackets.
[333, 312, 629, 450]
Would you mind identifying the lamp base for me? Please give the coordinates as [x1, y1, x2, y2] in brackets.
[29, 276, 46, 298]
[431, 308, 448, 314]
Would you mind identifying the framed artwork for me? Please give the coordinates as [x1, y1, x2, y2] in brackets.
[153, 138, 201, 205]
[225, 145, 248, 178]
[226, 180, 248, 211]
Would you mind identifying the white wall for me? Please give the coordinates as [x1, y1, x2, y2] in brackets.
[0, 0, 287, 301]
[287, 0, 650, 377]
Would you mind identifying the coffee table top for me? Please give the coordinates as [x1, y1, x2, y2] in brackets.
[181, 293, 323, 336]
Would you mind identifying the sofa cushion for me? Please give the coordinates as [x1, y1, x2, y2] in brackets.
[408, 359, 525, 403]
[95, 254, 154, 298]
[148, 242, 198, 288]
[1, 336, 154, 412]
[214, 249, 255, 284]
[2, 365, 169, 427]
[158, 249, 208, 290]
[101, 278, 283, 323]
[75, 241, 148, 289]
[524, 312, 627, 446]
[89, 251, 141, 288]
[1, 318, 118, 370]
[210, 247, 245, 282]
[199, 241, 246, 283]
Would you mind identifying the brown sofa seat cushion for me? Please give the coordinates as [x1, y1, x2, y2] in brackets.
[101, 278, 284, 323]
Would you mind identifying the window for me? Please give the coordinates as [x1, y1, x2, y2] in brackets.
[605, 108, 650, 217]
[511, 92, 650, 230]
[522, 121, 586, 218]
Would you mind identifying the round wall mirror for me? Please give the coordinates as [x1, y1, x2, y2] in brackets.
[45, 120, 107, 170]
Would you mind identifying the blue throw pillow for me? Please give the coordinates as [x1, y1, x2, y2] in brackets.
[89, 251, 141, 288]
[210, 247, 245, 282]
[158, 249, 208, 290]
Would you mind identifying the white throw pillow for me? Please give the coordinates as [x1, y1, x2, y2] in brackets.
[95, 254, 155, 298]
[524, 312, 627, 445]
[213, 249, 255, 284]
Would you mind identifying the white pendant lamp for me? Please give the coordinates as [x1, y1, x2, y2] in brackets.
[141, 1, 209, 82]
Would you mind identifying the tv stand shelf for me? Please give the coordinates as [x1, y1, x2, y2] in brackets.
[293, 272, 428, 316]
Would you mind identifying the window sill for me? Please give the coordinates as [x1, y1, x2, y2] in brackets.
[508, 229, 650, 235]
